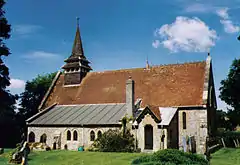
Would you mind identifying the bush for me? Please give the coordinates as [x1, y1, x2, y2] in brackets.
[91, 129, 136, 152]
[8, 143, 22, 163]
[132, 149, 208, 165]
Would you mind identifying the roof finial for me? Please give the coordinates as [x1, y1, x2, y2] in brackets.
[206, 50, 211, 62]
[146, 54, 150, 70]
[76, 17, 80, 27]
[207, 48, 211, 56]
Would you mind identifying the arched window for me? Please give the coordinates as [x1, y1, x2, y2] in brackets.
[28, 132, 35, 142]
[182, 112, 186, 129]
[97, 131, 102, 138]
[40, 134, 47, 143]
[90, 130, 95, 141]
[67, 130, 71, 141]
[73, 130, 78, 141]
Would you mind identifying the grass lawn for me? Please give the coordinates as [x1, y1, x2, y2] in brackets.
[0, 150, 145, 165]
[210, 148, 240, 165]
[1, 148, 240, 165]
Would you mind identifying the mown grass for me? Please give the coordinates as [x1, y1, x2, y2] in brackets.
[1, 148, 240, 165]
[210, 148, 240, 165]
[0, 150, 145, 165]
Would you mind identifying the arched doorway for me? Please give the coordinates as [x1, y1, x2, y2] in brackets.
[28, 132, 35, 142]
[145, 125, 153, 149]
[40, 134, 47, 143]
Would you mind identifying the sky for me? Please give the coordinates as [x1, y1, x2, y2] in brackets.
[3, 0, 240, 110]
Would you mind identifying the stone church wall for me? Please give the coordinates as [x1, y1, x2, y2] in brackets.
[178, 109, 208, 154]
[28, 126, 120, 150]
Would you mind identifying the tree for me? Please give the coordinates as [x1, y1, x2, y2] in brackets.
[0, 0, 18, 147]
[216, 110, 227, 128]
[216, 109, 232, 131]
[18, 72, 57, 120]
[219, 58, 240, 127]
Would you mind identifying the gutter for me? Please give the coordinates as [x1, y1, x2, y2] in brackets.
[26, 123, 122, 127]
[172, 105, 207, 108]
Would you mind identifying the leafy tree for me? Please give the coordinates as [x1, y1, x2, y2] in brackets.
[18, 72, 57, 120]
[0, 0, 19, 147]
[216, 110, 233, 131]
[219, 58, 240, 128]
[216, 110, 227, 128]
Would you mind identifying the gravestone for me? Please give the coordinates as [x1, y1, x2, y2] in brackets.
[20, 142, 30, 165]
[182, 136, 187, 152]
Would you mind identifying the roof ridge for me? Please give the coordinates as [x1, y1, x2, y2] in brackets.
[57, 103, 126, 107]
[88, 60, 205, 74]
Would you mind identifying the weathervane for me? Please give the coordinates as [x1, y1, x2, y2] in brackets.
[76, 17, 80, 27]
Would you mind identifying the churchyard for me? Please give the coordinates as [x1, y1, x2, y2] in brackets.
[0, 148, 240, 165]
[1, 0, 240, 164]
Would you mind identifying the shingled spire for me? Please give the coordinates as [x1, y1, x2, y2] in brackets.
[62, 18, 92, 86]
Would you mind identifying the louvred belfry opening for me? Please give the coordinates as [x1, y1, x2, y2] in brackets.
[62, 18, 92, 85]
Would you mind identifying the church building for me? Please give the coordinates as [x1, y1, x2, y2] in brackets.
[26, 21, 217, 154]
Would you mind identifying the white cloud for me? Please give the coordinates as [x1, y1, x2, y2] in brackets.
[220, 20, 240, 33]
[14, 24, 42, 35]
[216, 8, 229, 19]
[216, 7, 240, 33]
[184, 3, 215, 13]
[9, 79, 25, 89]
[152, 40, 160, 48]
[153, 16, 217, 53]
[23, 51, 61, 59]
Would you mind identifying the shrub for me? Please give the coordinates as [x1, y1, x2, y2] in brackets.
[132, 149, 208, 165]
[92, 129, 136, 152]
[8, 143, 22, 163]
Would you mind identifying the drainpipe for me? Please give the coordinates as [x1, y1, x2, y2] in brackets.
[82, 124, 84, 146]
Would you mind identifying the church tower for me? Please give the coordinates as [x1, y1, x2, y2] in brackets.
[62, 18, 92, 85]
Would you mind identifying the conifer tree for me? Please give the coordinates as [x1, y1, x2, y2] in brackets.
[0, 0, 18, 147]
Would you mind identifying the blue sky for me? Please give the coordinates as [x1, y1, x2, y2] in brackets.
[3, 0, 240, 110]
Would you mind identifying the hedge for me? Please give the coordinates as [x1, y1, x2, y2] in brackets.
[132, 149, 208, 165]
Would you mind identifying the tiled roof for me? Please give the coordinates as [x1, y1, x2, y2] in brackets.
[28, 104, 126, 126]
[43, 61, 206, 109]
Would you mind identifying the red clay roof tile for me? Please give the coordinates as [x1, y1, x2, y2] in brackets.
[43, 61, 206, 109]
